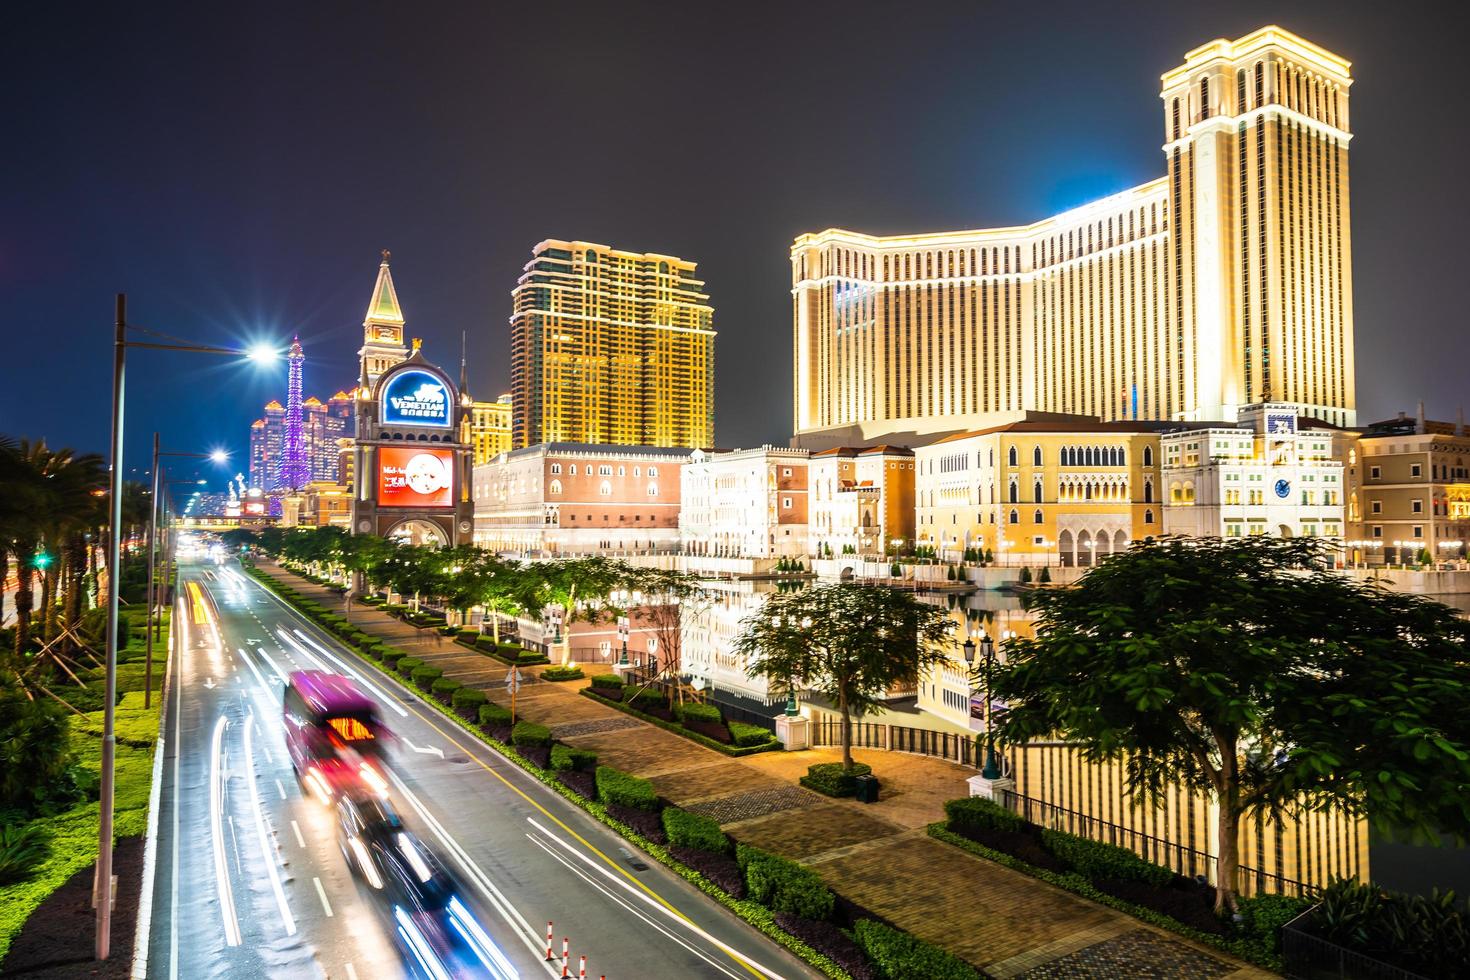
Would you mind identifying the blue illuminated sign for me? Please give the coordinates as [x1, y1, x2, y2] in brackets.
[1274, 479, 1292, 499]
[381, 369, 452, 428]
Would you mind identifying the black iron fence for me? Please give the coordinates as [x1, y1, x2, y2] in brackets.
[810, 717, 978, 767]
[1281, 910, 1433, 980]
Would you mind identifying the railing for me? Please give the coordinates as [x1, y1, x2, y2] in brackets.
[1005, 790, 1315, 899]
[1280, 910, 1433, 980]
[810, 717, 978, 767]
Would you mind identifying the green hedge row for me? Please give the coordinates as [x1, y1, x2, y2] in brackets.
[511, 721, 552, 748]
[595, 766, 658, 811]
[541, 665, 584, 682]
[550, 744, 599, 772]
[737, 844, 835, 921]
[800, 762, 872, 798]
[579, 690, 779, 758]
[853, 919, 977, 980]
[662, 808, 729, 855]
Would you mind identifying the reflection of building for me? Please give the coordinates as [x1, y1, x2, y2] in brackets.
[682, 580, 788, 707]
[510, 240, 715, 450]
[808, 445, 915, 557]
[469, 394, 513, 465]
[1345, 407, 1470, 565]
[791, 26, 1356, 449]
[680, 447, 810, 558]
[1161, 404, 1344, 542]
[471, 443, 686, 555]
[913, 416, 1167, 567]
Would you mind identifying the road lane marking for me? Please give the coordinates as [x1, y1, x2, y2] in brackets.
[289, 628, 410, 718]
[244, 717, 297, 936]
[401, 737, 444, 758]
[291, 820, 306, 848]
[345, 963, 359, 980]
[169, 595, 186, 979]
[209, 715, 242, 947]
[276, 779, 287, 801]
[312, 877, 334, 918]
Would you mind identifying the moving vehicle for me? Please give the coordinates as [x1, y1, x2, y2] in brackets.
[283, 670, 391, 803]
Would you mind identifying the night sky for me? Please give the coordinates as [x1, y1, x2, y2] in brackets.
[4, 1, 1465, 489]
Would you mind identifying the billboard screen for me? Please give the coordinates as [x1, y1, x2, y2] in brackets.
[378, 447, 454, 508]
[381, 369, 452, 428]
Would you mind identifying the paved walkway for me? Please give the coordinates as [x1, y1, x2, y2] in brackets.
[265, 564, 1274, 979]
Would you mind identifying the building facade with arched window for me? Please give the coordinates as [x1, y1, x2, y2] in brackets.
[791, 27, 1355, 450]
[912, 415, 1168, 566]
[679, 447, 810, 559]
[807, 445, 916, 558]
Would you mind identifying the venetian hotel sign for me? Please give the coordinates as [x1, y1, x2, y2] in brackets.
[381, 369, 451, 427]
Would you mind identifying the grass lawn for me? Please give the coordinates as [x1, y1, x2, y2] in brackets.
[0, 607, 167, 965]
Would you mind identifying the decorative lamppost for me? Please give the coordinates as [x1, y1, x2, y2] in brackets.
[962, 633, 1002, 779]
[617, 611, 630, 667]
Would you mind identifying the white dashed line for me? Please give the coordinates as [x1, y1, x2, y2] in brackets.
[290, 819, 306, 848]
[312, 877, 334, 917]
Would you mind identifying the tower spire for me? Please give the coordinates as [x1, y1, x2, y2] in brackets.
[459, 330, 468, 397]
[280, 335, 310, 492]
[358, 248, 409, 390]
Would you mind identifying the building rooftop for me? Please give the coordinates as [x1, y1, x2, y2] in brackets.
[926, 417, 1176, 446]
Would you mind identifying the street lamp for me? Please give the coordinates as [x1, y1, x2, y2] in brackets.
[617, 612, 630, 667]
[94, 295, 275, 961]
[962, 633, 1002, 780]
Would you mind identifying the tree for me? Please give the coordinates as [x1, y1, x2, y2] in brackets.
[993, 536, 1470, 913]
[626, 568, 713, 708]
[733, 584, 954, 771]
[218, 528, 258, 552]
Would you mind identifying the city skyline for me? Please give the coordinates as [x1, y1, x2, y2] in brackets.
[5, 2, 1465, 466]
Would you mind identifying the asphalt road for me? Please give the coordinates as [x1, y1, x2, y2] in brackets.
[144, 558, 819, 980]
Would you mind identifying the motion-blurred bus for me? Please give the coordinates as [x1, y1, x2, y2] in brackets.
[283, 670, 391, 803]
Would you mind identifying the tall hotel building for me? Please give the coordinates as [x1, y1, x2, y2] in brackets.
[792, 26, 1354, 448]
[510, 240, 715, 450]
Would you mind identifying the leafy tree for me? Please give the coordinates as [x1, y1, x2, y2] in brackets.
[218, 528, 258, 551]
[734, 584, 953, 770]
[994, 536, 1470, 913]
[626, 568, 713, 708]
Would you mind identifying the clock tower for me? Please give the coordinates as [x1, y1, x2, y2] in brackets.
[358, 250, 410, 390]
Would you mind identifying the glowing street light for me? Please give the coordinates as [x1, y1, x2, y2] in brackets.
[247, 343, 280, 363]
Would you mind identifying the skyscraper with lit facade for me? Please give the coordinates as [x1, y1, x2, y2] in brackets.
[791, 26, 1354, 448]
[510, 240, 715, 450]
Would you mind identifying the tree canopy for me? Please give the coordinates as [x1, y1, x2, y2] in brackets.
[993, 536, 1470, 911]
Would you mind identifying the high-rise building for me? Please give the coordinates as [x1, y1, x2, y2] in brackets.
[360, 249, 409, 390]
[246, 384, 353, 494]
[510, 240, 715, 450]
[791, 26, 1354, 448]
[468, 394, 513, 465]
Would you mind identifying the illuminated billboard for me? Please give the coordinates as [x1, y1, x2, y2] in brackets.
[381, 369, 452, 428]
[378, 447, 454, 508]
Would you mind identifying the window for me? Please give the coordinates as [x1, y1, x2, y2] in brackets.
[1371, 500, 1382, 514]
[1411, 499, 1423, 514]
[1143, 445, 1153, 467]
[1372, 526, 1382, 538]
[1145, 509, 1154, 524]
[782, 497, 791, 509]
[647, 466, 658, 477]
[1007, 446, 1018, 466]
[599, 481, 611, 496]
[1032, 446, 1042, 466]
[647, 484, 658, 497]
[549, 480, 562, 495]
[1008, 509, 1019, 524]
[1033, 509, 1043, 524]
[782, 468, 791, 477]
[617, 466, 625, 476]
[599, 465, 612, 476]
[550, 463, 562, 474]
[1411, 463, 1422, 478]
[1144, 480, 1153, 503]
[633, 466, 640, 477]
[1413, 526, 1423, 539]
[1009, 483, 1019, 504]
[1033, 481, 1043, 503]
[1370, 466, 1381, 480]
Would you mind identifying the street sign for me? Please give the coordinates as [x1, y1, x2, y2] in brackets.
[504, 668, 522, 694]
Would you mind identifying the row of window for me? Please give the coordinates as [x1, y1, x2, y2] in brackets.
[548, 479, 659, 497]
[549, 462, 659, 477]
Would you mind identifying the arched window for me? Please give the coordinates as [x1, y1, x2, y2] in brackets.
[549, 480, 562, 495]
[1008, 509, 1019, 525]
[1032, 446, 1042, 466]
[568, 464, 577, 475]
[1183, 481, 1195, 502]
[1033, 481, 1043, 503]
[1170, 481, 1182, 502]
[1118, 448, 1126, 467]
[617, 466, 625, 476]
[1009, 483, 1019, 504]
[1143, 445, 1153, 467]
[1085, 483, 1093, 501]
[1145, 509, 1154, 524]
[647, 466, 658, 477]
[647, 483, 658, 497]
[1033, 509, 1043, 524]
[599, 481, 612, 496]
[1007, 446, 1018, 466]
[1144, 480, 1153, 504]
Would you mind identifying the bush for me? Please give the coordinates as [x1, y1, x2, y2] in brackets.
[0, 693, 73, 813]
[853, 919, 978, 980]
[452, 688, 488, 713]
[456, 628, 479, 640]
[510, 721, 551, 748]
[430, 677, 461, 698]
[0, 823, 50, 884]
[728, 720, 775, 747]
[662, 808, 730, 855]
[800, 761, 872, 798]
[475, 635, 498, 651]
[1238, 893, 1314, 955]
[1040, 829, 1173, 887]
[396, 656, 425, 677]
[359, 640, 384, 659]
[479, 703, 512, 728]
[410, 666, 443, 689]
[1038, 566, 1052, 584]
[550, 744, 598, 772]
[677, 702, 722, 726]
[1019, 566, 1033, 584]
[379, 648, 407, 669]
[629, 687, 665, 710]
[589, 673, 623, 690]
[595, 766, 658, 811]
[943, 796, 1025, 834]
[737, 844, 834, 921]
[542, 665, 584, 682]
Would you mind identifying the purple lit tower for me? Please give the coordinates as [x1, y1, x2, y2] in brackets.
[279, 336, 311, 492]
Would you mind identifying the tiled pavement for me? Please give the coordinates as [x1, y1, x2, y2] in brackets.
[264, 564, 1277, 979]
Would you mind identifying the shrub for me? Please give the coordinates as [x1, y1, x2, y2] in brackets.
[1238, 894, 1314, 955]
[0, 823, 50, 884]
[588, 673, 623, 690]
[510, 721, 552, 748]
[550, 744, 598, 772]
[456, 628, 479, 640]
[728, 720, 774, 747]
[410, 666, 443, 689]
[853, 919, 978, 980]
[1019, 566, 1033, 584]
[452, 688, 488, 713]
[430, 677, 461, 698]
[1038, 566, 1052, 584]
[0, 693, 73, 813]
[359, 640, 384, 659]
[379, 648, 407, 669]
[662, 808, 730, 855]
[395, 656, 425, 677]
[676, 702, 722, 726]
[542, 665, 584, 682]
[1040, 829, 1173, 887]
[516, 650, 547, 664]
[943, 796, 1025, 834]
[800, 761, 872, 798]
[629, 687, 665, 710]
[595, 766, 658, 811]
[479, 703, 512, 728]
[736, 844, 834, 921]
[475, 635, 498, 651]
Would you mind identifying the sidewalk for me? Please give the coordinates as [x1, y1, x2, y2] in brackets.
[265, 564, 1273, 979]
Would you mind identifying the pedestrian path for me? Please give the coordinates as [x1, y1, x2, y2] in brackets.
[264, 564, 1274, 979]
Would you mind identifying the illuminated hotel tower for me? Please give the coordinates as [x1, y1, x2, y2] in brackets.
[510, 240, 715, 450]
[791, 26, 1354, 448]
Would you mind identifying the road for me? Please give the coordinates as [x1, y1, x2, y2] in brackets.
[144, 558, 818, 979]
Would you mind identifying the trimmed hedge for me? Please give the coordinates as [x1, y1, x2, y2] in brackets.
[452, 688, 488, 713]
[379, 648, 408, 669]
[662, 808, 730, 855]
[800, 762, 872, 798]
[588, 673, 623, 690]
[728, 720, 776, 748]
[629, 687, 665, 710]
[579, 690, 781, 758]
[410, 666, 443, 689]
[478, 703, 512, 728]
[677, 702, 722, 726]
[1040, 829, 1173, 887]
[550, 744, 598, 772]
[510, 721, 552, 748]
[541, 665, 584, 682]
[737, 845, 834, 921]
[395, 656, 425, 677]
[595, 766, 658, 811]
[430, 677, 462, 698]
[853, 919, 979, 980]
[943, 796, 1025, 834]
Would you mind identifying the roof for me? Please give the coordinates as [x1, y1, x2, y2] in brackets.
[365, 251, 404, 324]
[926, 418, 1175, 446]
[810, 444, 914, 458]
[264, 399, 284, 411]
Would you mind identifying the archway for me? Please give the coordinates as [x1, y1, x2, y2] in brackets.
[386, 518, 448, 547]
[1278, 524, 1294, 539]
[1077, 530, 1093, 567]
[1058, 530, 1074, 567]
[1113, 529, 1128, 554]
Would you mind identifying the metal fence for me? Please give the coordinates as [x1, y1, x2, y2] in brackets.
[1281, 911, 1433, 980]
[810, 717, 978, 767]
[1005, 791, 1314, 899]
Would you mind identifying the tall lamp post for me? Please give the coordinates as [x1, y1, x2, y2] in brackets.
[96, 295, 275, 961]
[962, 633, 1002, 779]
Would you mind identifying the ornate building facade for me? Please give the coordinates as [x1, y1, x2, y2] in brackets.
[791, 26, 1355, 448]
